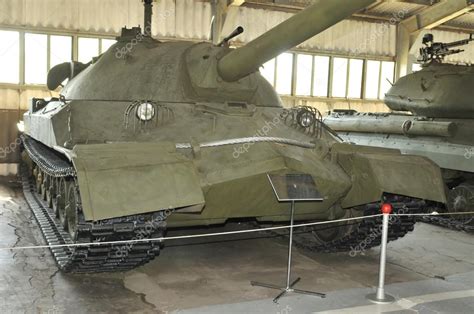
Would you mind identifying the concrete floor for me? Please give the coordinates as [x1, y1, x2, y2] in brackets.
[0, 179, 473, 313]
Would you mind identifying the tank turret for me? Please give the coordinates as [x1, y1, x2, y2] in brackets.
[385, 34, 474, 119]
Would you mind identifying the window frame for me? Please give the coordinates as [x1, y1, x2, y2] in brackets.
[0, 27, 115, 88]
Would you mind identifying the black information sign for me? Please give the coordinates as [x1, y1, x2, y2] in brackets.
[267, 174, 323, 202]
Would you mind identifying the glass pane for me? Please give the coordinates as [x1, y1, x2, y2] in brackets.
[78, 37, 99, 63]
[347, 59, 363, 99]
[331, 58, 348, 98]
[295, 54, 312, 96]
[365, 60, 381, 99]
[313, 56, 329, 97]
[379, 61, 395, 99]
[25, 33, 47, 84]
[0, 30, 19, 83]
[412, 63, 422, 72]
[101, 39, 116, 53]
[50, 35, 72, 68]
[275, 53, 293, 95]
[260, 59, 275, 87]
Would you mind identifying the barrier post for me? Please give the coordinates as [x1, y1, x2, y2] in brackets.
[366, 203, 396, 304]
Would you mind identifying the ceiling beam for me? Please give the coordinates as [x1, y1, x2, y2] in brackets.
[229, 0, 246, 6]
[401, 0, 473, 32]
[386, 0, 439, 5]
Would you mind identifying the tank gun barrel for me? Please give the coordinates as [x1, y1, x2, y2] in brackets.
[444, 36, 473, 49]
[217, 0, 376, 82]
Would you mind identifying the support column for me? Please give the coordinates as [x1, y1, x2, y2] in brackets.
[213, 0, 247, 45]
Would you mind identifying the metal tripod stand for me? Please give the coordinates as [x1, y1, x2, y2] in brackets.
[251, 198, 326, 303]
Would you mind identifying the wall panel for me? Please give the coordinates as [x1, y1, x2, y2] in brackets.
[229, 6, 397, 57]
[0, 0, 212, 40]
[0, 109, 22, 164]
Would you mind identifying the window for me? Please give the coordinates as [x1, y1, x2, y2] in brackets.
[379, 61, 395, 99]
[347, 59, 363, 99]
[331, 57, 348, 98]
[101, 39, 116, 53]
[313, 56, 329, 97]
[260, 58, 275, 87]
[295, 54, 312, 96]
[25, 33, 47, 84]
[275, 53, 293, 95]
[78, 37, 99, 63]
[50, 35, 72, 68]
[365, 60, 381, 99]
[0, 30, 20, 84]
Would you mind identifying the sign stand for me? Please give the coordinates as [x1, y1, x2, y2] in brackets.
[251, 174, 326, 303]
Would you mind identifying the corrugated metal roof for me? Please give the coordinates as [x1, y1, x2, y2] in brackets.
[445, 12, 474, 30]
[226, 6, 396, 57]
[0, 0, 213, 40]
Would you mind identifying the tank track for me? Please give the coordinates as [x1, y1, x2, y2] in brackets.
[418, 216, 474, 233]
[21, 136, 166, 273]
[263, 197, 423, 254]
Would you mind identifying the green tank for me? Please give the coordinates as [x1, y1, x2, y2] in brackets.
[324, 34, 474, 231]
[21, 0, 446, 273]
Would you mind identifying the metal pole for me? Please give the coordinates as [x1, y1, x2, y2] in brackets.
[376, 213, 389, 299]
[143, 0, 153, 36]
[286, 201, 295, 289]
[367, 203, 395, 304]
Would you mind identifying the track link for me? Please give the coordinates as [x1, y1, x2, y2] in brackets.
[419, 216, 474, 233]
[21, 136, 166, 273]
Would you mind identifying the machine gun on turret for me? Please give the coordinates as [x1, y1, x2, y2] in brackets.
[419, 33, 474, 65]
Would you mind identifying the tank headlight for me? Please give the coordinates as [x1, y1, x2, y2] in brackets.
[298, 110, 315, 128]
[136, 102, 155, 121]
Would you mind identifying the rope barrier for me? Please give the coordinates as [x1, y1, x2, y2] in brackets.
[0, 211, 473, 251]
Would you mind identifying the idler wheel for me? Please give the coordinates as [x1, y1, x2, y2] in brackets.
[65, 181, 79, 240]
[311, 209, 359, 244]
[447, 183, 474, 224]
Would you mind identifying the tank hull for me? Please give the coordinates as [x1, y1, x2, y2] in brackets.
[324, 112, 474, 175]
[24, 99, 446, 226]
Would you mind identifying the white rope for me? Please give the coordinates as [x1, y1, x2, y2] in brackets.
[0, 211, 473, 251]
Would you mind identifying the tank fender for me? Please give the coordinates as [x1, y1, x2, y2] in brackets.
[71, 142, 205, 221]
[331, 143, 446, 208]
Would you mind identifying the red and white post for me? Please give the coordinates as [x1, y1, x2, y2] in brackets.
[367, 203, 396, 304]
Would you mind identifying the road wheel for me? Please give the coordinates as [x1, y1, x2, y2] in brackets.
[55, 178, 68, 229]
[65, 181, 79, 240]
[447, 182, 474, 224]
